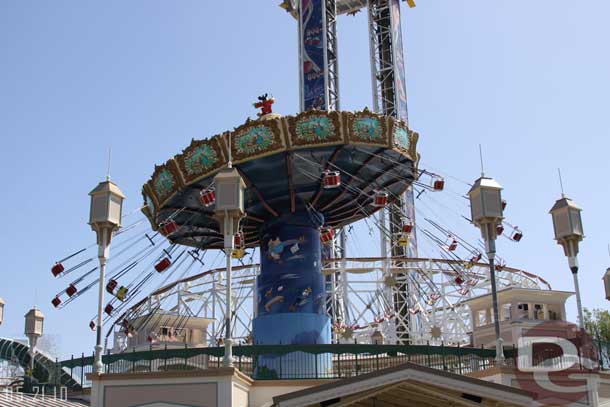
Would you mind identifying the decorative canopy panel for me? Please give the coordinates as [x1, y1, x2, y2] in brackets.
[142, 108, 419, 249]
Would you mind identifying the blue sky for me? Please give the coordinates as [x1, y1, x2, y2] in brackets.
[0, 1, 608, 358]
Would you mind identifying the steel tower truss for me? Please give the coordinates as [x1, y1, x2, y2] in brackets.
[324, 0, 340, 110]
[368, 0, 406, 120]
[289, 0, 418, 344]
[367, 0, 420, 344]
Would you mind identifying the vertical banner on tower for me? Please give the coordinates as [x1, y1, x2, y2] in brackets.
[389, 0, 417, 257]
[389, 0, 409, 122]
[300, 0, 327, 111]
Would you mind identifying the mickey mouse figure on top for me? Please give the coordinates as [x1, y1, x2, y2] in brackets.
[253, 93, 280, 120]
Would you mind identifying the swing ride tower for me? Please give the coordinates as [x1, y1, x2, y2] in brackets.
[141, 108, 419, 376]
[140, 0, 420, 356]
[282, 0, 419, 343]
[47, 0, 552, 372]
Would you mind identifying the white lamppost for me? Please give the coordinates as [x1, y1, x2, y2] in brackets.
[468, 175, 505, 364]
[550, 195, 585, 328]
[24, 307, 44, 372]
[89, 179, 125, 374]
[213, 164, 245, 368]
[0, 298, 4, 326]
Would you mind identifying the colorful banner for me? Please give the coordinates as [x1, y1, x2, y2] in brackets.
[300, 0, 327, 111]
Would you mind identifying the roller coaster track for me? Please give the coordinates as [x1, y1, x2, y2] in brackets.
[0, 338, 82, 391]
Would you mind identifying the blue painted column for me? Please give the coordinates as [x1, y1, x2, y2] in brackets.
[253, 212, 331, 378]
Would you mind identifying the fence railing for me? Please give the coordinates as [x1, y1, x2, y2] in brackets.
[59, 343, 505, 387]
[55, 338, 610, 389]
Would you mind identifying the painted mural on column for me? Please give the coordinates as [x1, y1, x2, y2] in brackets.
[252, 212, 331, 379]
[257, 221, 326, 320]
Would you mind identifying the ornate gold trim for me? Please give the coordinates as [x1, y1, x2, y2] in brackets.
[142, 110, 420, 223]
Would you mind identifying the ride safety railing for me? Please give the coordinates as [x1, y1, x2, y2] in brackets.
[31, 338, 610, 391]
[59, 343, 506, 387]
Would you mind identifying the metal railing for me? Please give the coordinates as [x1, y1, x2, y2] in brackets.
[52, 338, 610, 391]
[59, 343, 504, 386]
[1, 330, 601, 394]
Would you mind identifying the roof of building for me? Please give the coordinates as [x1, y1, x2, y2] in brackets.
[272, 362, 534, 407]
[461, 286, 573, 308]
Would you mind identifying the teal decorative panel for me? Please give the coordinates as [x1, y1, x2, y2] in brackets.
[184, 144, 218, 176]
[352, 117, 382, 142]
[153, 168, 176, 198]
[394, 127, 410, 151]
[235, 126, 274, 155]
[295, 116, 335, 142]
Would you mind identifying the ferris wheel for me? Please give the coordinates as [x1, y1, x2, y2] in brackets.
[104, 248, 548, 352]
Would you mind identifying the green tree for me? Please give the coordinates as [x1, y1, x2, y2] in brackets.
[584, 308, 610, 342]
